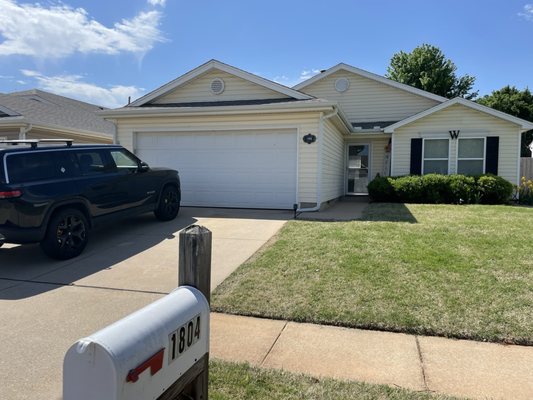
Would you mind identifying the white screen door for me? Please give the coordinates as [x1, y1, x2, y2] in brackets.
[347, 144, 370, 194]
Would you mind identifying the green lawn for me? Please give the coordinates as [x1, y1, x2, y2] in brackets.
[212, 204, 533, 344]
[210, 360, 461, 400]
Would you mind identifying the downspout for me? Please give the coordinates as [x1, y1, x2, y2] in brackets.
[296, 108, 338, 214]
[112, 120, 118, 144]
[19, 124, 32, 140]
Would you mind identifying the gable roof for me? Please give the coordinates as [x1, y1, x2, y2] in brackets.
[293, 63, 447, 103]
[0, 90, 114, 136]
[384, 97, 533, 133]
[129, 59, 313, 107]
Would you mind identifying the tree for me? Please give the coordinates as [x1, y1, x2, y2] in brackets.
[478, 86, 533, 157]
[386, 44, 477, 100]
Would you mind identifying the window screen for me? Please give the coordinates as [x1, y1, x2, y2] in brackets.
[423, 139, 449, 174]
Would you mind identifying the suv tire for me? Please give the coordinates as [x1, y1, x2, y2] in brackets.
[154, 185, 180, 221]
[40, 208, 89, 260]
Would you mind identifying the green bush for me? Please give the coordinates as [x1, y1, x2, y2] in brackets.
[448, 174, 477, 204]
[421, 174, 452, 203]
[391, 175, 424, 203]
[367, 174, 512, 205]
[477, 174, 514, 204]
[367, 176, 396, 202]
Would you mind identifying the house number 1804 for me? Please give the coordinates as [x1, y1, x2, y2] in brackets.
[168, 314, 201, 363]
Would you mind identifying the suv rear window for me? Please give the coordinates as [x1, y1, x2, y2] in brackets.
[6, 151, 81, 184]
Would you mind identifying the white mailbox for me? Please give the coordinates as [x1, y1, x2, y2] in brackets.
[63, 286, 210, 400]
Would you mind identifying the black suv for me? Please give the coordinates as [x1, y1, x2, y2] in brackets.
[0, 140, 180, 260]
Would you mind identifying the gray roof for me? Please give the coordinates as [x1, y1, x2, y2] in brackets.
[0, 90, 114, 136]
[351, 121, 398, 130]
[140, 98, 304, 108]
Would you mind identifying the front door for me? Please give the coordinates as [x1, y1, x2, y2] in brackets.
[347, 144, 370, 194]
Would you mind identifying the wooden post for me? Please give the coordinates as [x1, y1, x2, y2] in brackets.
[179, 225, 211, 400]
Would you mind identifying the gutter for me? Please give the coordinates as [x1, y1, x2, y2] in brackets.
[296, 108, 338, 214]
[98, 101, 338, 118]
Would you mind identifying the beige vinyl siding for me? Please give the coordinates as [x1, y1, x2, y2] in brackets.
[0, 131, 19, 140]
[116, 112, 321, 204]
[321, 119, 345, 202]
[153, 69, 291, 104]
[26, 129, 112, 144]
[346, 136, 391, 181]
[392, 104, 521, 184]
[300, 70, 439, 122]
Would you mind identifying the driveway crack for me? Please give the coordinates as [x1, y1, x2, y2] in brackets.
[415, 335, 429, 391]
[260, 321, 288, 367]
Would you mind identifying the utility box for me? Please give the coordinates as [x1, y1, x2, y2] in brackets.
[63, 286, 210, 400]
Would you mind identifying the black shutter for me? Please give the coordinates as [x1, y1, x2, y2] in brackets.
[485, 136, 499, 175]
[410, 138, 423, 175]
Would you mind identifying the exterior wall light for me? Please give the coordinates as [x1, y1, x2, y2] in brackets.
[303, 133, 316, 144]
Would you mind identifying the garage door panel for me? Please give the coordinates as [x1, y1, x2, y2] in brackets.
[136, 130, 297, 209]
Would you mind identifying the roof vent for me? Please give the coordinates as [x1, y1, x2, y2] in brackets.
[210, 78, 225, 95]
[334, 77, 350, 93]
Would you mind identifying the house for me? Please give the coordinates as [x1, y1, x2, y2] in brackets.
[0, 89, 114, 145]
[101, 60, 533, 210]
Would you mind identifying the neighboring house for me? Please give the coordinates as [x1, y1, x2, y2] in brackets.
[0, 89, 114, 145]
[101, 60, 533, 210]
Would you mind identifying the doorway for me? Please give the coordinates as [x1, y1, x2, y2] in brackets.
[347, 144, 370, 194]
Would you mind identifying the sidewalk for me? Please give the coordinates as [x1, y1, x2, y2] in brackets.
[210, 313, 533, 400]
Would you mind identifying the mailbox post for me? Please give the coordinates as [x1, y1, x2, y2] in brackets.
[178, 225, 212, 400]
[63, 224, 212, 400]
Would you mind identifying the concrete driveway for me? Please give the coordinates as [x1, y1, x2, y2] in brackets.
[0, 207, 289, 400]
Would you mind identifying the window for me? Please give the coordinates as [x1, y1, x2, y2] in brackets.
[423, 139, 449, 174]
[7, 152, 60, 183]
[110, 149, 139, 173]
[74, 150, 108, 175]
[457, 138, 485, 175]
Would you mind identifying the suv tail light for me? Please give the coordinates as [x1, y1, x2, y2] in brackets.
[0, 190, 23, 199]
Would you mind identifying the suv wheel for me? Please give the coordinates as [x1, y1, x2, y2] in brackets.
[155, 185, 180, 221]
[40, 208, 89, 260]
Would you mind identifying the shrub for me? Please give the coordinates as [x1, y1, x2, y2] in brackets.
[367, 176, 396, 202]
[421, 174, 452, 203]
[367, 174, 513, 205]
[516, 176, 533, 205]
[391, 175, 424, 203]
[477, 174, 513, 204]
[448, 174, 477, 204]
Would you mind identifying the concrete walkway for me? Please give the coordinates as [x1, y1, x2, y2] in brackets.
[210, 313, 533, 400]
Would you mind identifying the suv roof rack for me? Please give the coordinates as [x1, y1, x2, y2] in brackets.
[0, 139, 73, 149]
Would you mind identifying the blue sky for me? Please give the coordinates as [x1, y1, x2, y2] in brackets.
[0, 0, 532, 108]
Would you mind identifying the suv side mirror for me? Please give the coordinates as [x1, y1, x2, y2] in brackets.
[138, 161, 150, 172]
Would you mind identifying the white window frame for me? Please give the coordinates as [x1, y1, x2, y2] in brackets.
[422, 138, 450, 175]
[456, 137, 486, 176]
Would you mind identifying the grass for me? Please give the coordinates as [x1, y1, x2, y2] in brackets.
[212, 204, 533, 344]
[210, 359, 461, 400]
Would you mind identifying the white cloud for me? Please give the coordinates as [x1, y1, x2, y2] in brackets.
[0, 0, 165, 58]
[519, 4, 533, 20]
[148, 0, 167, 6]
[21, 69, 144, 108]
[271, 68, 321, 87]
[299, 69, 321, 81]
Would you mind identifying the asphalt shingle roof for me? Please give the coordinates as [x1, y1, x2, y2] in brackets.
[0, 90, 114, 136]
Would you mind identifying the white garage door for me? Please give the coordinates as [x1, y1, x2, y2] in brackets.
[135, 129, 297, 209]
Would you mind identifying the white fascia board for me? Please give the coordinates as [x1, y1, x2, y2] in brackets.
[0, 115, 26, 127]
[129, 59, 312, 107]
[293, 63, 447, 103]
[100, 100, 338, 118]
[345, 132, 392, 139]
[384, 97, 533, 133]
[30, 123, 113, 141]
